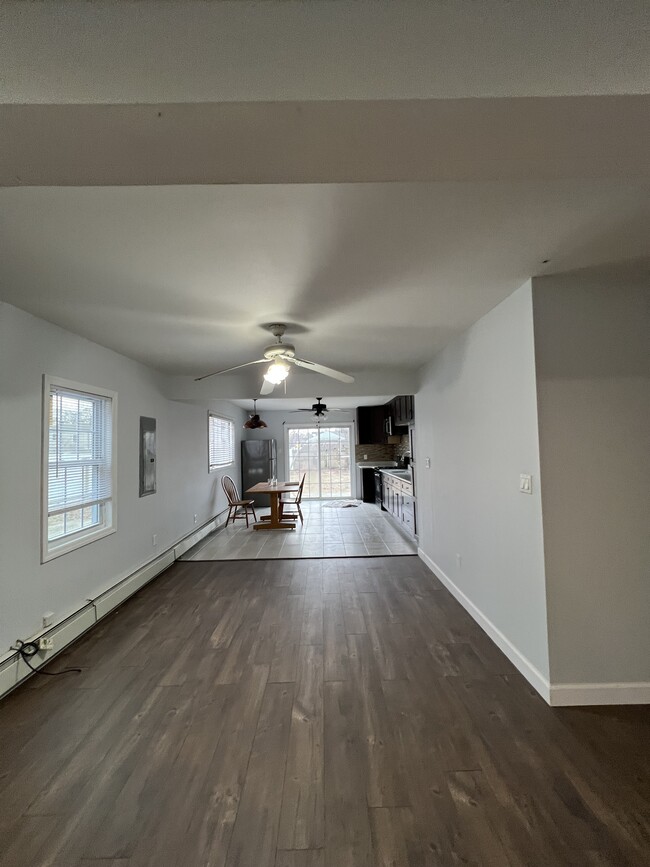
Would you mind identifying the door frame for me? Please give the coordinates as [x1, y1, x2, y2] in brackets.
[283, 422, 356, 499]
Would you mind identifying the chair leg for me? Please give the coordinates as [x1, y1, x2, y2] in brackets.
[245, 507, 249, 528]
[297, 503, 304, 524]
[225, 505, 232, 527]
[251, 505, 257, 522]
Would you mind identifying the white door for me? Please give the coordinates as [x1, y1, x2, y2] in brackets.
[285, 424, 353, 498]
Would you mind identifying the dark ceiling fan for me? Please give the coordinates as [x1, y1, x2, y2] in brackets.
[289, 398, 350, 418]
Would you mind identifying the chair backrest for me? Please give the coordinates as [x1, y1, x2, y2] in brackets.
[221, 475, 239, 505]
[295, 473, 306, 504]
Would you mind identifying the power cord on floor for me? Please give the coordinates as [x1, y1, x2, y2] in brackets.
[14, 640, 82, 677]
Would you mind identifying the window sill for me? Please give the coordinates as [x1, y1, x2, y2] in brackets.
[42, 525, 116, 563]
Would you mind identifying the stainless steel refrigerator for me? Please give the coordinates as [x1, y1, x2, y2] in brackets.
[241, 439, 277, 507]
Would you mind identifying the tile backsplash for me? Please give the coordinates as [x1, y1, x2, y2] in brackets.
[355, 443, 395, 462]
[355, 435, 411, 463]
[394, 433, 411, 461]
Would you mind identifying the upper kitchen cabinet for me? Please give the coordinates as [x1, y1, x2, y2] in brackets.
[357, 396, 415, 444]
[386, 395, 415, 430]
[356, 404, 387, 444]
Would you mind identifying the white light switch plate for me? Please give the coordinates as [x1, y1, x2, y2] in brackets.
[520, 474, 532, 494]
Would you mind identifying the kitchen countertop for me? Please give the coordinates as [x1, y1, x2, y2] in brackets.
[380, 468, 414, 485]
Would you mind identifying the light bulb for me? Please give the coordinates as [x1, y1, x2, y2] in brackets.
[264, 360, 290, 384]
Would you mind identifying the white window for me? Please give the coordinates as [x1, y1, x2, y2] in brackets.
[42, 376, 117, 561]
[208, 412, 235, 471]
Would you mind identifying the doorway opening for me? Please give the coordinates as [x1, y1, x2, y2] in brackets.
[285, 424, 353, 498]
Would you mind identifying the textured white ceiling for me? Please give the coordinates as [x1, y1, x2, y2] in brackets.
[231, 397, 390, 413]
[2, 4, 649, 392]
[2, 1, 649, 104]
[1, 181, 648, 376]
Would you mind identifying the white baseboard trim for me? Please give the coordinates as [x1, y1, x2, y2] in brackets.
[173, 508, 228, 558]
[417, 548, 552, 704]
[0, 511, 226, 701]
[417, 549, 650, 707]
[549, 682, 650, 706]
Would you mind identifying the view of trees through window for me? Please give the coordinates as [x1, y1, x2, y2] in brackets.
[287, 425, 352, 498]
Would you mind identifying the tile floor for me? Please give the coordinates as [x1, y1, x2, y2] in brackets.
[183, 499, 418, 560]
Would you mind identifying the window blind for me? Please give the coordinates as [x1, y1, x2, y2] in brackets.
[48, 385, 113, 516]
[209, 413, 234, 469]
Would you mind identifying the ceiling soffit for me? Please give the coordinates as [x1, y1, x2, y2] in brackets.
[2, 97, 650, 187]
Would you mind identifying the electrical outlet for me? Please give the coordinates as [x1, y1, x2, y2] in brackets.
[193, 514, 198, 525]
[38, 637, 54, 651]
[152, 534, 158, 547]
[363, 453, 368, 460]
[42, 611, 54, 629]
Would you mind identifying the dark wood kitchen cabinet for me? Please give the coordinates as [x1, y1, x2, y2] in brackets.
[385, 395, 415, 430]
[381, 471, 417, 539]
[357, 405, 387, 444]
[357, 396, 415, 444]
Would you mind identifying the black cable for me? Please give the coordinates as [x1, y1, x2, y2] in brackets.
[15, 641, 82, 677]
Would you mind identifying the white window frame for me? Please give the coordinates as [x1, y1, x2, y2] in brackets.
[208, 412, 235, 472]
[284, 421, 355, 499]
[41, 375, 117, 563]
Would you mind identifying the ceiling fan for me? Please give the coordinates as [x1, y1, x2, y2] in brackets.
[195, 324, 355, 395]
[290, 398, 350, 418]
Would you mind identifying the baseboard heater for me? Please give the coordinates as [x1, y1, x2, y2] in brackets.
[0, 509, 227, 700]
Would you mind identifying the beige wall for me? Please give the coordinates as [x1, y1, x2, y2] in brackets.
[533, 266, 650, 687]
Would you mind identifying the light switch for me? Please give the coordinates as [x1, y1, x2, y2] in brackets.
[520, 474, 532, 494]
[425, 457, 431, 469]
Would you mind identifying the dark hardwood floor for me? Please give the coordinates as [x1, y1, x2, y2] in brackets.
[0, 558, 648, 866]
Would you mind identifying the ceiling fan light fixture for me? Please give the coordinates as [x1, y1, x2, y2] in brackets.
[264, 360, 290, 385]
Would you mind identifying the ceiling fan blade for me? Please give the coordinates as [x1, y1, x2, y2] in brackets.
[260, 378, 276, 395]
[287, 356, 355, 384]
[194, 358, 266, 382]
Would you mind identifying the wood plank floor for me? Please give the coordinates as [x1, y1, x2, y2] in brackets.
[0, 558, 648, 866]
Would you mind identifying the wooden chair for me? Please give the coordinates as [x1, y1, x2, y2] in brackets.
[280, 474, 306, 525]
[221, 475, 257, 528]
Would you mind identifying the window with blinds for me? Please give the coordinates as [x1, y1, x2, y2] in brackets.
[208, 413, 235, 471]
[42, 377, 117, 561]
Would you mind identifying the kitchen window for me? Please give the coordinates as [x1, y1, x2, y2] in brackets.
[208, 413, 235, 471]
[42, 376, 117, 562]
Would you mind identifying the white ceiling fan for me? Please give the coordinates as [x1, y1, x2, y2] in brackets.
[195, 324, 355, 395]
[289, 398, 351, 419]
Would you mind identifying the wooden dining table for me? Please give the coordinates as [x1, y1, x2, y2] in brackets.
[245, 481, 300, 530]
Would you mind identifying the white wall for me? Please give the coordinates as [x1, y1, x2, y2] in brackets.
[243, 409, 357, 498]
[415, 282, 550, 685]
[533, 268, 650, 688]
[0, 302, 246, 655]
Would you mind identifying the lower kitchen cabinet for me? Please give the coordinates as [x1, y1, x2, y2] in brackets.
[381, 472, 417, 539]
[401, 493, 416, 536]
